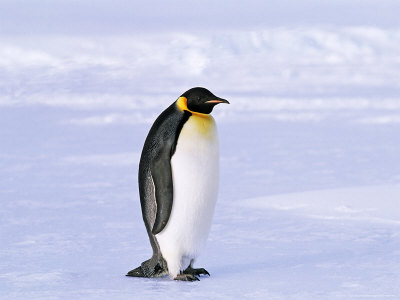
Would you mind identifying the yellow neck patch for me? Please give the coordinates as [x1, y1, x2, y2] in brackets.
[176, 97, 215, 136]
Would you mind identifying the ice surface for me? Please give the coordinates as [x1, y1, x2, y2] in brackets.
[1, 7, 400, 299]
[1, 100, 399, 299]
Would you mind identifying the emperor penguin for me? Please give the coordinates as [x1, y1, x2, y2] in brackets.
[126, 87, 229, 281]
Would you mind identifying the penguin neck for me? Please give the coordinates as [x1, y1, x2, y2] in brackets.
[176, 97, 210, 117]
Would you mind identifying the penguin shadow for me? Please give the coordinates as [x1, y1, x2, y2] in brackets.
[211, 261, 269, 278]
[212, 255, 304, 277]
[212, 249, 349, 278]
[130, 273, 209, 284]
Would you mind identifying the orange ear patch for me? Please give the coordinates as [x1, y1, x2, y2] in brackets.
[176, 97, 209, 117]
[176, 97, 188, 111]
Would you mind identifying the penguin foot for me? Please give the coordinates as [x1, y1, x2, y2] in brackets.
[174, 273, 200, 282]
[126, 257, 167, 278]
[183, 266, 210, 277]
[126, 266, 145, 277]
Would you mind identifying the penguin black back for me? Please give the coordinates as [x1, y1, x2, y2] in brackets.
[139, 103, 191, 235]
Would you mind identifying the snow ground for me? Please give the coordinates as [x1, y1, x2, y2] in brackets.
[1, 100, 399, 299]
[1, 24, 400, 300]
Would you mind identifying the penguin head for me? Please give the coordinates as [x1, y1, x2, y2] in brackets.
[180, 87, 229, 114]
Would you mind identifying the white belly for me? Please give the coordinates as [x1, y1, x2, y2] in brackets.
[156, 114, 219, 278]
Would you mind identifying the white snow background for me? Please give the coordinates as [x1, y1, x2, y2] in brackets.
[1, 1, 400, 299]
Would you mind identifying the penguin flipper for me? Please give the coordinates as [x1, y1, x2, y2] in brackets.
[151, 142, 174, 235]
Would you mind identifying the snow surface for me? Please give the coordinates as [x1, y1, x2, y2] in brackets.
[1, 2, 400, 298]
[2, 91, 400, 299]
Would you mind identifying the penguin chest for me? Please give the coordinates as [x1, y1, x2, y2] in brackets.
[157, 114, 219, 258]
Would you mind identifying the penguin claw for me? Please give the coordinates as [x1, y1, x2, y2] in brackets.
[195, 268, 210, 276]
[174, 274, 200, 282]
[184, 266, 210, 277]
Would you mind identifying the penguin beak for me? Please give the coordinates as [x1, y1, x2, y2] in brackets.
[205, 99, 230, 104]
